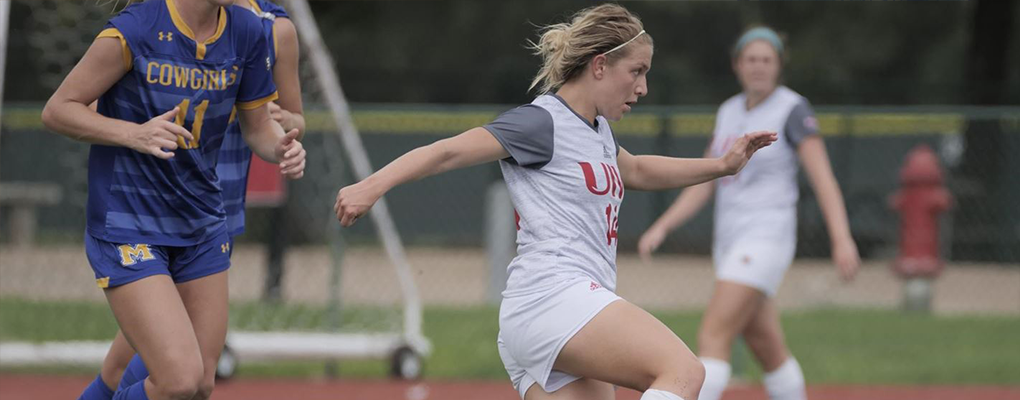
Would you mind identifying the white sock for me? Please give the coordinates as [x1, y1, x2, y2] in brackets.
[698, 357, 731, 400]
[764, 357, 806, 400]
[641, 388, 686, 400]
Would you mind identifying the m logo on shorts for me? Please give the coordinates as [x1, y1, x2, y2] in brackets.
[118, 244, 155, 266]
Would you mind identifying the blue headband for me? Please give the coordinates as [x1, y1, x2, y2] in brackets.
[733, 27, 783, 58]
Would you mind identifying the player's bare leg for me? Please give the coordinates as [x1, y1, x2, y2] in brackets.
[696, 280, 766, 400]
[175, 270, 229, 400]
[553, 300, 705, 399]
[100, 331, 136, 389]
[742, 299, 788, 371]
[698, 281, 765, 361]
[524, 378, 614, 400]
[105, 275, 204, 400]
[743, 299, 806, 400]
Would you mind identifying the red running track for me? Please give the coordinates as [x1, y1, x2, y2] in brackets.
[1, 375, 1017, 400]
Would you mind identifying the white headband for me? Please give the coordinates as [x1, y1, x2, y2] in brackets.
[603, 30, 646, 56]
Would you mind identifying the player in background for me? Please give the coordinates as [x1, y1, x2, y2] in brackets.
[96, 1, 305, 396]
[637, 27, 860, 400]
[335, 5, 776, 400]
[42, 0, 306, 399]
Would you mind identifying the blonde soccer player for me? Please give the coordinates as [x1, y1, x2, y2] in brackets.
[335, 5, 777, 400]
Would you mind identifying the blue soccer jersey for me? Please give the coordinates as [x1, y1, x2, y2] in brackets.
[218, 0, 290, 237]
[90, 0, 278, 246]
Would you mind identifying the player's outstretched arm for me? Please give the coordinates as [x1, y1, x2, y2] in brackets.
[637, 147, 717, 260]
[618, 131, 776, 191]
[42, 36, 193, 160]
[334, 127, 510, 227]
[238, 105, 306, 179]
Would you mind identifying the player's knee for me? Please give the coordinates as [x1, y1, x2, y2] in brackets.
[678, 350, 706, 386]
[192, 372, 216, 400]
[651, 356, 705, 396]
[190, 352, 223, 399]
[193, 363, 222, 400]
[157, 378, 200, 400]
[164, 374, 204, 400]
[153, 360, 205, 400]
[636, 344, 704, 393]
[688, 360, 707, 393]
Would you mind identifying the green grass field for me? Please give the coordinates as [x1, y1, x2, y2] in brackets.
[1, 298, 1017, 384]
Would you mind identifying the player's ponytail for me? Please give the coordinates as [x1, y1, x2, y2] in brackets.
[528, 4, 652, 94]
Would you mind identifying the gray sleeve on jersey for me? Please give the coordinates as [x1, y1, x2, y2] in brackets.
[784, 100, 820, 146]
[483, 104, 555, 168]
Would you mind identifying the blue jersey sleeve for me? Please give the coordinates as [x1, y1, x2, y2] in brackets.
[261, 0, 289, 60]
[235, 19, 278, 110]
[101, 3, 148, 71]
[254, 0, 289, 67]
[258, 0, 289, 19]
[104, 4, 139, 39]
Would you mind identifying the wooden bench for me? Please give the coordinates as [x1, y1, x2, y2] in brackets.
[0, 182, 63, 247]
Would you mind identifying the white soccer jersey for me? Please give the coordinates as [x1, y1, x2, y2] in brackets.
[707, 86, 819, 295]
[484, 94, 624, 296]
[709, 86, 818, 227]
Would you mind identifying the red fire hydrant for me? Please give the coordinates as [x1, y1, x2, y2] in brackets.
[889, 144, 952, 312]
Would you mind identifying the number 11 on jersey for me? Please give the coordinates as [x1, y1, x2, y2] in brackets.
[174, 99, 209, 149]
